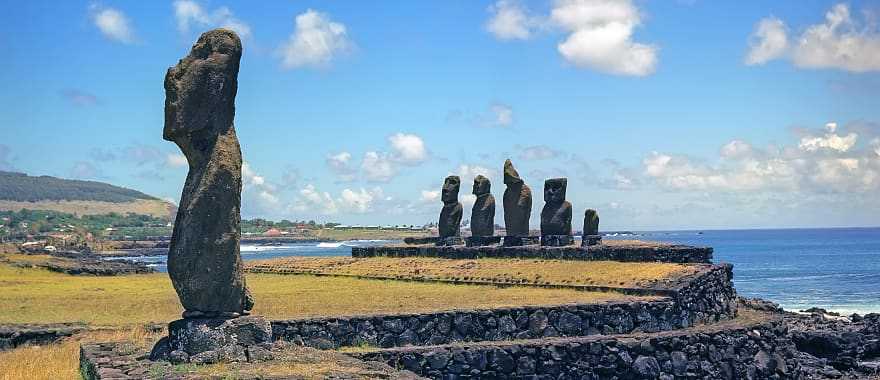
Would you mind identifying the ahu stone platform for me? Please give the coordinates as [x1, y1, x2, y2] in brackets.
[353, 240, 713, 264]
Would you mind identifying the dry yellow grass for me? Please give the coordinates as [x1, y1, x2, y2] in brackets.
[0, 198, 173, 218]
[0, 264, 639, 379]
[0, 264, 633, 326]
[0, 326, 161, 380]
[247, 257, 697, 289]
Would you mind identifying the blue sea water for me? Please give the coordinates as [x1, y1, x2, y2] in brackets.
[122, 228, 880, 315]
[608, 227, 880, 315]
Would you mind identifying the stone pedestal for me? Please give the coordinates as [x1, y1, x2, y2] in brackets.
[150, 315, 273, 364]
[503, 235, 539, 247]
[435, 236, 465, 246]
[466, 236, 502, 247]
[541, 235, 573, 247]
[582, 235, 602, 247]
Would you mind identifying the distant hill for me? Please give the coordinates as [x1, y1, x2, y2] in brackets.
[0, 171, 174, 218]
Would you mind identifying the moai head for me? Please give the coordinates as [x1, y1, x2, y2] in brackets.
[442, 176, 461, 204]
[503, 159, 523, 185]
[544, 178, 567, 205]
[473, 175, 491, 196]
[164, 29, 242, 143]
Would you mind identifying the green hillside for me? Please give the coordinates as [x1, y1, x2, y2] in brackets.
[0, 171, 157, 203]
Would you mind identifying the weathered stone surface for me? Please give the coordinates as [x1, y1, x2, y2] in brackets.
[470, 175, 495, 237]
[0, 323, 86, 350]
[163, 29, 252, 315]
[583, 208, 602, 246]
[540, 234, 573, 247]
[540, 178, 572, 237]
[438, 176, 463, 240]
[352, 243, 714, 263]
[466, 236, 502, 247]
[150, 316, 272, 364]
[502, 159, 532, 239]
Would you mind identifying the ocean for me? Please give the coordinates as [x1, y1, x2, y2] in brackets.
[121, 227, 880, 315]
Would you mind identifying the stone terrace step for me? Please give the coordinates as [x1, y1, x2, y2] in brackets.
[350, 310, 794, 379]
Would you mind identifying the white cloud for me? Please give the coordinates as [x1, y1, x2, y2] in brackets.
[747, 4, 880, 72]
[642, 122, 880, 194]
[489, 103, 514, 127]
[551, 0, 658, 76]
[420, 190, 440, 203]
[241, 163, 280, 214]
[91, 5, 135, 44]
[486, 0, 538, 40]
[745, 17, 788, 65]
[361, 151, 396, 182]
[461, 194, 477, 209]
[279, 9, 351, 69]
[326, 151, 356, 181]
[720, 140, 753, 159]
[165, 153, 188, 168]
[518, 145, 563, 160]
[173, 0, 251, 40]
[798, 122, 858, 152]
[388, 133, 427, 163]
[293, 184, 385, 215]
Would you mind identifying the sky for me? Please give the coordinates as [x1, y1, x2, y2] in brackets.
[1, 0, 879, 230]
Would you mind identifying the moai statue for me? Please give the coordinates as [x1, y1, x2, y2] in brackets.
[467, 175, 499, 246]
[151, 29, 271, 364]
[502, 159, 534, 246]
[437, 175, 464, 246]
[540, 178, 573, 246]
[582, 209, 602, 246]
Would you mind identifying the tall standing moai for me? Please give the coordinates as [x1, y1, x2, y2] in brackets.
[152, 29, 271, 364]
[502, 159, 534, 246]
[582, 209, 602, 246]
[437, 175, 464, 246]
[540, 178, 573, 246]
[467, 175, 498, 246]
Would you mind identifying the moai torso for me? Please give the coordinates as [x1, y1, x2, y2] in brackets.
[502, 160, 532, 236]
[540, 178, 572, 236]
[164, 29, 252, 316]
[470, 175, 496, 237]
[438, 176, 463, 238]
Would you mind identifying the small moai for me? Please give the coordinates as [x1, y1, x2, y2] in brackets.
[582, 209, 602, 246]
[502, 159, 534, 246]
[467, 175, 499, 247]
[540, 178, 573, 246]
[437, 175, 464, 246]
[150, 29, 272, 365]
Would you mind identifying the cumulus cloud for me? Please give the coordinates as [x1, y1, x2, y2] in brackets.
[746, 4, 880, 72]
[745, 17, 788, 65]
[798, 122, 858, 152]
[388, 133, 427, 163]
[450, 103, 514, 128]
[165, 153, 188, 168]
[361, 151, 396, 182]
[241, 163, 281, 215]
[279, 9, 351, 69]
[551, 0, 658, 76]
[419, 190, 440, 203]
[486, 0, 539, 40]
[489, 103, 514, 127]
[720, 140, 753, 160]
[518, 145, 563, 161]
[293, 184, 387, 215]
[173, 0, 251, 39]
[643, 121, 880, 194]
[90, 5, 136, 44]
[326, 151, 356, 182]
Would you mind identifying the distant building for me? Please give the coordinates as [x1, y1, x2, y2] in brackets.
[263, 228, 282, 237]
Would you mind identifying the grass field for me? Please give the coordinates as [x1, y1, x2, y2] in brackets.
[0, 263, 640, 379]
[0, 198, 173, 218]
[247, 257, 697, 289]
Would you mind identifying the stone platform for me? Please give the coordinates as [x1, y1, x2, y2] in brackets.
[353, 241, 713, 263]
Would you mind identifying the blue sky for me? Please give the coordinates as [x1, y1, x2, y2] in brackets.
[2, 0, 879, 230]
